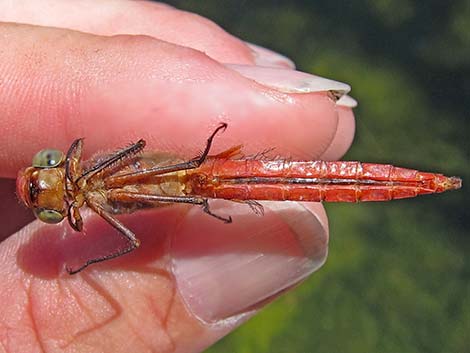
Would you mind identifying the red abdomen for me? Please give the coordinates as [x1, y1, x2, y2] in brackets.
[186, 159, 461, 202]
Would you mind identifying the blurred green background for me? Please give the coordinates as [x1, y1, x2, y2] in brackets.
[164, 1, 469, 352]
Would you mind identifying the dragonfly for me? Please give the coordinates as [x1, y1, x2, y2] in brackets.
[16, 123, 462, 274]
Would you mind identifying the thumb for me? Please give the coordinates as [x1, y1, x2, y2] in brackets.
[0, 202, 328, 353]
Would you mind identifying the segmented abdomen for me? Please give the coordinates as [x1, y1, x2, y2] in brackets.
[186, 159, 458, 202]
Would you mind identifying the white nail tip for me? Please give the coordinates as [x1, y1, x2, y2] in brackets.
[226, 64, 351, 95]
[337, 95, 358, 108]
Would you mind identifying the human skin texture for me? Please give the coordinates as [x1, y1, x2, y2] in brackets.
[0, 1, 355, 352]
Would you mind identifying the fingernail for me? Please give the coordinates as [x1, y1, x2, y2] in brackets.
[337, 94, 358, 108]
[172, 201, 329, 323]
[226, 64, 350, 97]
[246, 42, 296, 69]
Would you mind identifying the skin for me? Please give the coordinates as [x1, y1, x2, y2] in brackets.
[0, 1, 355, 352]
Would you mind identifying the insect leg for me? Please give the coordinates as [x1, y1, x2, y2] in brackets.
[65, 138, 84, 186]
[67, 202, 83, 231]
[201, 199, 232, 223]
[66, 201, 140, 275]
[107, 190, 232, 223]
[105, 123, 227, 187]
[75, 139, 146, 185]
[192, 122, 228, 165]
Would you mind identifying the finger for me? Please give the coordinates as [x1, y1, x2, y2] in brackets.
[1, 201, 328, 353]
[0, 0, 261, 66]
[0, 23, 354, 177]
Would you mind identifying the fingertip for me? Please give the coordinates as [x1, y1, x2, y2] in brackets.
[172, 200, 329, 323]
[320, 105, 356, 160]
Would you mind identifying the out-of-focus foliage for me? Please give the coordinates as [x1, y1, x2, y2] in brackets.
[163, 1, 469, 352]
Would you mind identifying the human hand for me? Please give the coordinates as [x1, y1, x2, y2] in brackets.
[0, 1, 355, 352]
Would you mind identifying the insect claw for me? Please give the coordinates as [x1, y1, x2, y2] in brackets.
[218, 122, 228, 132]
[66, 260, 92, 275]
[66, 265, 79, 275]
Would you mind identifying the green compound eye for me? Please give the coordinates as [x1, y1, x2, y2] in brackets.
[32, 149, 64, 168]
[34, 208, 64, 224]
